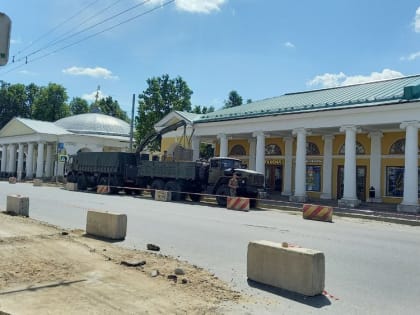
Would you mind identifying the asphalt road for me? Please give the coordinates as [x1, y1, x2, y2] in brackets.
[1, 182, 420, 315]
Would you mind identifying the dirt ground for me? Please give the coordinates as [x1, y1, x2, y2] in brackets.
[0, 212, 243, 314]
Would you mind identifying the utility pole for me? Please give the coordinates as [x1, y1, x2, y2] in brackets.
[129, 93, 135, 152]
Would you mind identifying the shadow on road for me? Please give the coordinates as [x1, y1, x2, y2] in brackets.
[247, 279, 331, 308]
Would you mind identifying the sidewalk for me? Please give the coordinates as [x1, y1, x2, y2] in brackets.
[260, 192, 420, 226]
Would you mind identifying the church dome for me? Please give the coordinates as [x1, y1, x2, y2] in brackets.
[55, 113, 130, 137]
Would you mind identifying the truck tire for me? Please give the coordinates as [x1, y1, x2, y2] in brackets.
[77, 175, 87, 191]
[151, 179, 165, 199]
[164, 181, 182, 201]
[216, 185, 230, 207]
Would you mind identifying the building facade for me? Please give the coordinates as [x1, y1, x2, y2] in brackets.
[0, 113, 131, 180]
[157, 75, 420, 213]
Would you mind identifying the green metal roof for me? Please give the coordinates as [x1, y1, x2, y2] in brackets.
[196, 74, 420, 123]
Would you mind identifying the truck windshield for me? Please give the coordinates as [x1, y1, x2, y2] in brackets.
[220, 159, 241, 170]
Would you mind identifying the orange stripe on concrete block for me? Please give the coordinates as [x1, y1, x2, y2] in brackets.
[97, 185, 110, 194]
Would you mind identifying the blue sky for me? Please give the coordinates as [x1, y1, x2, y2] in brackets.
[1, 0, 420, 113]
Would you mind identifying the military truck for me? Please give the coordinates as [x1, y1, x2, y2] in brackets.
[66, 152, 266, 207]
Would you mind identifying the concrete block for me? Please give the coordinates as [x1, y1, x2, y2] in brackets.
[33, 179, 43, 186]
[227, 197, 250, 211]
[65, 182, 78, 191]
[97, 185, 110, 194]
[86, 210, 127, 240]
[247, 240, 325, 296]
[7, 194, 29, 217]
[302, 204, 333, 222]
[8, 177, 17, 184]
[155, 190, 171, 202]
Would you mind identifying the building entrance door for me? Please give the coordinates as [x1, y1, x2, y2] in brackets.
[337, 165, 367, 201]
[265, 165, 282, 193]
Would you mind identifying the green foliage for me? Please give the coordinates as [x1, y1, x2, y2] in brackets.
[192, 105, 215, 114]
[199, 143, 214, 160]
[224, 90, 243, 108]
[92, 96, 129, 122]
[135, 74, 193, 151]
[69, 97, 89, 115]
[0, 81, 31, 128]
[32, 83, 70, 121]
[246, 98, 252, 104]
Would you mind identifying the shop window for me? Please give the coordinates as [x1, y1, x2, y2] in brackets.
[338, 142, 365, 155]
[385, 166, 420, 197]
[306, 142, 320, 155]
[265, 144, 281, 156]
[230, 144, 246, 156]
[306, 165, 321, 192]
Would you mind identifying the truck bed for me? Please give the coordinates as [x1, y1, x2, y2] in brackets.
[137, 160, 197, 180]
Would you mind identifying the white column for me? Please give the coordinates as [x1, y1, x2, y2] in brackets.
[282, 137, 293, 196]
[8, 144, 17, 174]
[191, 136, 200, 161]
[398, 121, 420, 213]
[339, 125, 360, 207]
[248, 138, 256, 171]
[291, 128, 307, 202]
[368, 131, 383, 202]
[36, 142, 45, 178]
[253, 131, 265, 174]
[26, 143, 34, 179]
[321, 135, 334, 199]
[17, 143, 24, 181]
[1, 144, 7, 174]
[217, 134, 228, 157]
[45, 143, 53, 177]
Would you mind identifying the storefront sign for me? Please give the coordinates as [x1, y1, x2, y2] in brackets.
[266, 159, 282, 165]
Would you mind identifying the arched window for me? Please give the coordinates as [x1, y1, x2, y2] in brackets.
[389, 139, 405, 154]
[306, 142, 320, 155]
[230, 144, 246, 156]
[338, 142, 365, 155]
[265, 144, 281, 156]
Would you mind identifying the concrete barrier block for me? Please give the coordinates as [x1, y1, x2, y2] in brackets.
[65, 182, 78, 191]
[227, 197, 250, 211]
[86, 210, 127, 240]
[8, 177, 17, 184]
[155, 190, 171, 202]
[247, 240, 325, 296]
[302, 204, 333, 222]
[7, 194, 29, 217]
[33, 179, 43, 186]
[97, 185, 110, 194]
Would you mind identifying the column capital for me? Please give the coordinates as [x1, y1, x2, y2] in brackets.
[340, 125, 360, 133]
[368, 131, 383, 139]
[282, 136, 293, 143]
[322, 134, 335, 141]
[292, 127, 308, 136]
[400, 121, 420, 130]
[252, 130, 265, 138]
[217, 133, 227, 140]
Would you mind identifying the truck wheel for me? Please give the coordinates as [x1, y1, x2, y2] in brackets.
[165, 181, 182, 201]
[216, 185, 230, 207]
[189, 193, 201, 202]
[151, 179, 165, 199]
[77, 175, 87, 191]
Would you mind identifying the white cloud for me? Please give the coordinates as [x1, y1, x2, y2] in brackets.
[284, 41, 295, 48]
[62, 66, 118, 80]
[82, 90, 107, 102]
[401, 51, 420, 61]
[149, 0, 227, 14]
[307, 69, 404, 89]
[415, 6, 420, 32]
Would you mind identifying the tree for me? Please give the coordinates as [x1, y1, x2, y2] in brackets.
[246, 98, 253, 104]
[0, 81, 29, 128]
[224, 90, 243, 108]
[135, 74, 193, 151]
[93, 96, 129, 122]
[32, 83, 70, 121]
[192, 105, 215, 114]
[200, 143, 214, 160]
[25, 83, 40, 118]
[69, 97, 89, 115]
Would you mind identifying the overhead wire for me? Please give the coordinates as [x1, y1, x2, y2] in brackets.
[1, 0, 175, 76]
